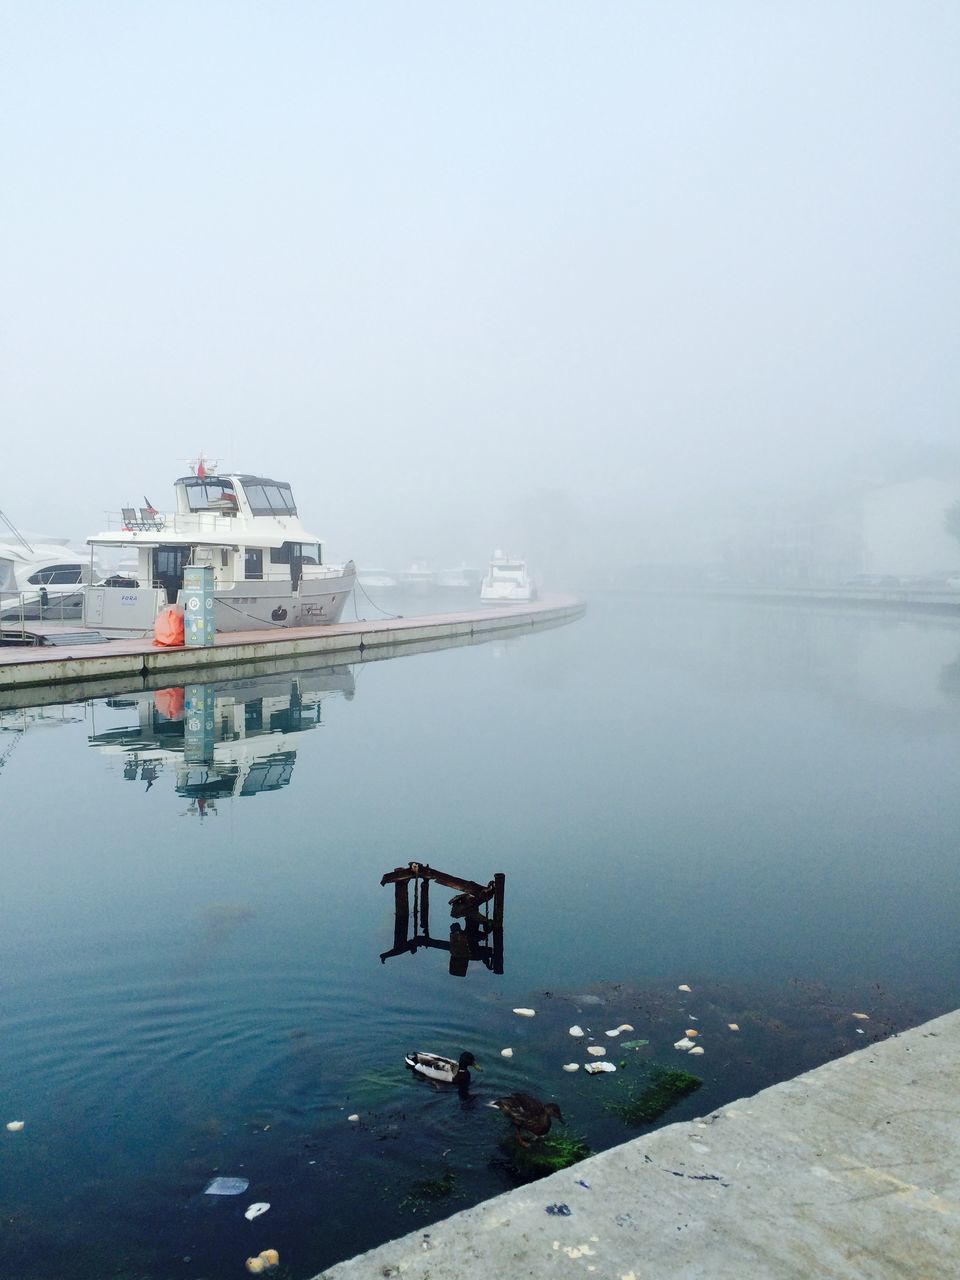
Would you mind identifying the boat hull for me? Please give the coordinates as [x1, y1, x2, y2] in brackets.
[211, 565, 356, 631]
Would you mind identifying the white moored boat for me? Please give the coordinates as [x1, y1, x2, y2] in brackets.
[0, 509, 96, 622]
[479, 551, 536, 604]
[84, 462, 356, 634]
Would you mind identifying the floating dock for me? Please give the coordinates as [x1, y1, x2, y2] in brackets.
[316, 1008, 960, 1280]
[0, 595, 585, 700]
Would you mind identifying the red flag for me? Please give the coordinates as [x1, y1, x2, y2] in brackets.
[197, 459, 207, 479]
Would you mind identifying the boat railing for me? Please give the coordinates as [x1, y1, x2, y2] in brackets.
[104, 510, 240, 537]
[0, 587, 81, 639]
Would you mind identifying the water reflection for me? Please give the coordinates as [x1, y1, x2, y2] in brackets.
[381, 861, 506, 976]
[87, 667, 355, 811]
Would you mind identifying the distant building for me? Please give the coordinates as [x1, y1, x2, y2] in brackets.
[715, 477, 960, 585]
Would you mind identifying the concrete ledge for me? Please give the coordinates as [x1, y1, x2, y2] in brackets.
[317, 1010, 960, 1280]
[0, 596, 585, 693]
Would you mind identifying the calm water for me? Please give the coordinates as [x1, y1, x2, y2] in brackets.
[2, 594, 959, 1278]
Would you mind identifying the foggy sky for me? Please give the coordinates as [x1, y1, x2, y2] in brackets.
[1, 1, 958, 569]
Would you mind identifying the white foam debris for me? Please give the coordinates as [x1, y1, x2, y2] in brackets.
[674, 1038, 695, 1051]
[569, 1025, 585, 1037]
[584, 1061, 616, 1074]
[244, 1203, 270, 1221]
[5, 1121, 25, 1132]
[562, 1063, 580, 1072]
[513, 1008, 536, 1017]
[586, 1045, 606, 1056]
[852, 1012, 870, 1020]
[500, 1048, 514, 1058]
[688, 1045, 705, 1056]
[728, 1023, 740, 1031]
[347, 1114, 360, 1122]
[678, 984, 691, 992]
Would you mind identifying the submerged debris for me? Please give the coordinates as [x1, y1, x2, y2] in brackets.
[204, 1177, 249, 1196]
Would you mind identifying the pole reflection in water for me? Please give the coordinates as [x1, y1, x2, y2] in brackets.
[87, 666, 355, 813]
[380, 860, 505, 976]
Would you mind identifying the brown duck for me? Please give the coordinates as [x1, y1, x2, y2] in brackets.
[488, 1092, 565, 1146]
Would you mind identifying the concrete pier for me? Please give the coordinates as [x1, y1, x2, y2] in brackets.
[317, 1009, 960, 1280]
[0, 595, 584, 697]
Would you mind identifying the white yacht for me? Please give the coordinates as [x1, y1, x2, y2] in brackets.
[84, 463, 356, 634]
[479, 551, 536, 604]
[0, 510, 96, 622]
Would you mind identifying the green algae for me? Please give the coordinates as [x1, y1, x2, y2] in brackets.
[603, 1064, 702, 1126]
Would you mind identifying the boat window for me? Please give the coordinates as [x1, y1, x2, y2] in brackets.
[244, 548, 264, 580]
[27, 564, 84, 585]
[270, 544, 291, 564]
[183, 479, 237, 512]
[244, 483, 297, 516]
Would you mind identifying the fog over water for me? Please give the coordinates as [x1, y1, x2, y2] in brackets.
[2, 2, 959, 578]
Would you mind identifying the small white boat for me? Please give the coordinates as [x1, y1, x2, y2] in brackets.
[84, 461, 356, 634]
[479, 552, 536, 604]
[400, 560, 437, 593]
[358, 567, 398, 589]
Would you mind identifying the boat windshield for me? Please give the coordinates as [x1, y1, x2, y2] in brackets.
[241, 482, 297, 516]
[182, 479, 238, 512]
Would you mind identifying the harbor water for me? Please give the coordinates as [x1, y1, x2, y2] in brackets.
[1, 592, 959, 1278]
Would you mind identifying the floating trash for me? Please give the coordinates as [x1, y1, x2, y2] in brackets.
[852, 1012, 870, 1021]
[586, 1045, 606, 1057]
[562, 1063, 580, 1072]
[673, 1038, 694, 1051]
[500, 1048, 514, 1058]
[856, 1029, 864, 1035]
[204, 1177, 249, 1196]
[678, 984, 691, 992]
[568, 1025, 585, 1037]
[545, 1202, 572, 1215]
[621, 1038, 649, 1049]
[513, 1008, 536, 1017]
[584, 1061, 616, 1074]
[246, 1250, 279, 1273]
[347, 1114, 360, 1122]
[244, 1203, 270, 1221]
[5, 1121, 25, 1132]
[728, 1023, 740, 1031]
[576, 1178, 591, 1188]
[688, 1045, 704, 1056]
[685, 1029, 699, 1037]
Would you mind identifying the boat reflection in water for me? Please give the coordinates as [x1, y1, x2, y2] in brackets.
[88, 668, 355, 814]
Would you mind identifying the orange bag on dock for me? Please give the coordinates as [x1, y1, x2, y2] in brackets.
[153, 604, 185, 647]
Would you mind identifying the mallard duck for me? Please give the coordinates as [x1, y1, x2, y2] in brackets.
[404, 1051, 480, 1085]
[488, 1092, 564, 1146]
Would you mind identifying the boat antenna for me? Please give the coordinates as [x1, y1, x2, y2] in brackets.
[183, 453, 221, 478]
[0, 507, 34, 555]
